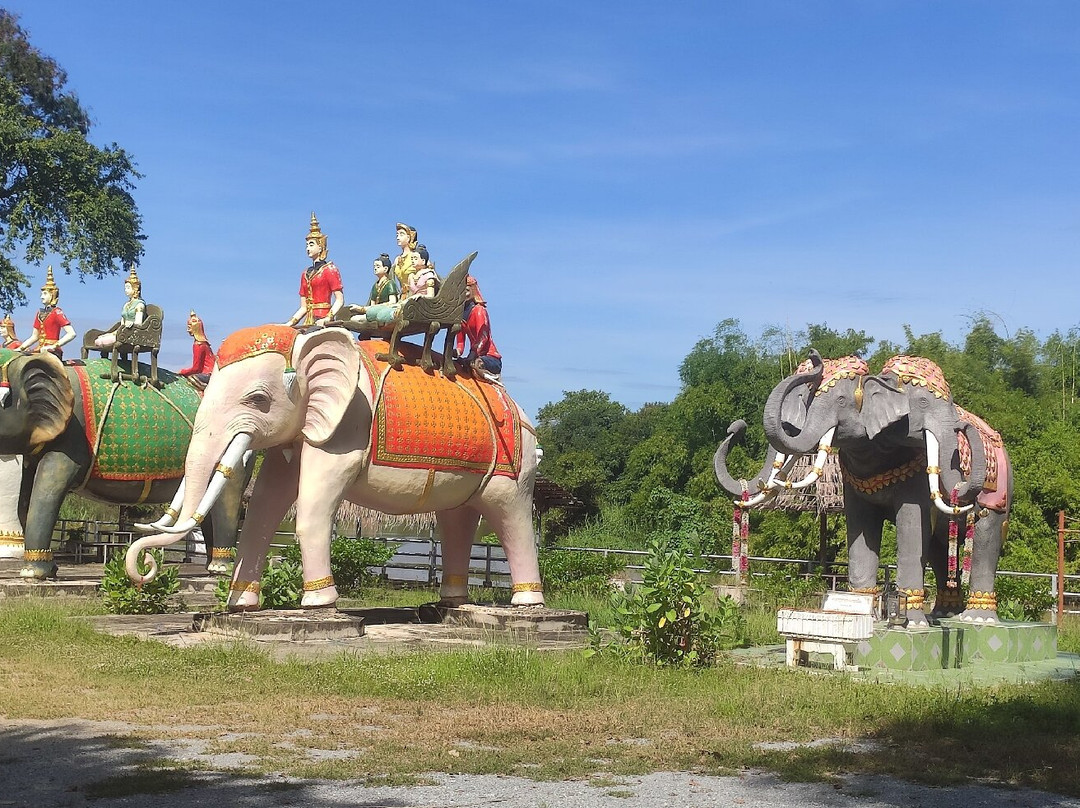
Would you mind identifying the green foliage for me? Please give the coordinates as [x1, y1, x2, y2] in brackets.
[537, 548, 624, 596]
[589, 538, 745, 666]
[0, 10, 143, 310]
[635, 486, 725, 557]
[995, 575, 1055, 622]
[214, 538, 395, 608]
[100, 548, 180, 615]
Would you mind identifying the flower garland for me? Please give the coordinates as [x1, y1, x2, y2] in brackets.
[946, 488, 977, 589]
[733, 485, 749, 584]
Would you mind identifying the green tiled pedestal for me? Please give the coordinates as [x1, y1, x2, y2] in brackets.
[853, 621, 1057, 671]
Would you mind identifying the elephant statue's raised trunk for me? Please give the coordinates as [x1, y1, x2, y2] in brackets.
[763, 351, 838, 457]
[713, 419, 785, 504]
[126, 432, 253, 584]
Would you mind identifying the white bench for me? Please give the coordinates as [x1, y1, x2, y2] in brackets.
[777, 592, 876, 671]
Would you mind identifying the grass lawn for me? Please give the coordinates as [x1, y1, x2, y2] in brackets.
[2, 596, 1080, 794]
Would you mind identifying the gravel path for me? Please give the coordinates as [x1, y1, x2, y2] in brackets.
[3, 717, 1078, 808]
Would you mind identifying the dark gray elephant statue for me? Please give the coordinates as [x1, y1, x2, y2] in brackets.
[0, 349, 248, 579]
[715, 350, 1010, 624]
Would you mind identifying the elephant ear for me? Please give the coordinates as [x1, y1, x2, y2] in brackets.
[15, 353, 74, 448]
[292, 328, 360, 446]
[862, 377, 910, 440]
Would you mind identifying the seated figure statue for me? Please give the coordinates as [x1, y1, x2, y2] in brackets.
[94, 267, 145, 349]
[349, 253, 401, 327]
[21, 267, 76, 359]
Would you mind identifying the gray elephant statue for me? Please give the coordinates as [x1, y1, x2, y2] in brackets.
[0, 349, 247, 579]
[715, 351, 1010, 624]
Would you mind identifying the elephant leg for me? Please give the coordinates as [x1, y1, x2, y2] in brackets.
[435, 505, 481, 606]
[894, 496, 931, 625]
[206, 453, 253, 575]
[960, 511, 1006, 623]
[227, 449, 298, 611]
[480, 484, 544, 606]
[294, 446, 361, 608]
[21, 450, 84, 580]
[845, 491, 883, 603]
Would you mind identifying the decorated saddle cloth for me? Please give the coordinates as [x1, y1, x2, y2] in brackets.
[74, 360, 200, 481]
[357, 340, 522, 478]
[955, 405, 1009, 512]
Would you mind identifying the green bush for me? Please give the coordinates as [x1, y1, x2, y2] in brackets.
[214, 537, 395, 609]
[538, 548, 624, 595]
[589, 538, 745, 666]
[995, 575, 1055, 621]
[101, 548, 181, 615]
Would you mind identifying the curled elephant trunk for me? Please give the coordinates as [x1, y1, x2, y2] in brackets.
[714, 419, 788, 504]
[775, 427, 836, 491]
[763, 351, 836, 456]
[125, 433, 253, 584]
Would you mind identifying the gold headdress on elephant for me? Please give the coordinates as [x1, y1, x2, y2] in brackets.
[306, 212, 328, 261]
[41, 266, 60, 305]
[125, 266, 142, 297]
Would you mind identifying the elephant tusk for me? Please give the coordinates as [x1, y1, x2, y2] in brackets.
[925, 430, 974, 516]
[186, 432, 254, 531]
[153, 516, 200, 536]
[135, 479, 187, 532]
[734, 488, 779, 508]
[763, 452, 792, 489]
[777, 428, 836, 491]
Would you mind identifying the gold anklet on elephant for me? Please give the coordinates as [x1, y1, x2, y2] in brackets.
[442, 573, 469, 587]
[211, 547, 236, 560]
[303, 574, 335, 592]
[23, 549, 52, 562]
[511, 581, 543, 594]
[934, 587, 964, 611]
[901, 588, 925, 610]
[229, 579, 261, 593]
[966, 590, 997, 610]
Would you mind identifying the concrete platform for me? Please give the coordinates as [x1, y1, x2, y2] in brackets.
[0, 558, 218, 602]
[193, 608, 366, 641]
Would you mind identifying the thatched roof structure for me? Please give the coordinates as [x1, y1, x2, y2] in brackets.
[760, 452, 845, 514]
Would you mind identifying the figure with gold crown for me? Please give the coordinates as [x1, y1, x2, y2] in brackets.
[92, 267, 145, 350]
[1, 313, 20, 350]
[285, 213, 344, 328]
[179, 309, 217, 387]
[19, 267, 76, 359]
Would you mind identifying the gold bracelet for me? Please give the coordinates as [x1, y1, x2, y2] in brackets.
[303, 575, 335, 592]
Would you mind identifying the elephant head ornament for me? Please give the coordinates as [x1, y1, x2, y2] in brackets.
[128, 325, 545, 610]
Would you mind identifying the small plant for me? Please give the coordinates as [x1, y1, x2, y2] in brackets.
[101, 548, 181, 615]
[589, 537, 745, 666]
[538, 548, 624, 596]
[995, 576, 1054, 621]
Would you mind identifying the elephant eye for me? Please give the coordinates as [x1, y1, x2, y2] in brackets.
[243, 391, 272, 412]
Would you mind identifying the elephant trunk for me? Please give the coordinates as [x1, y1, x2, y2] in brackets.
[763, 351, 837, 456]
[125, 432, 252, 584]
[713, 419, 784, 501]
[924, 424, 985, 516]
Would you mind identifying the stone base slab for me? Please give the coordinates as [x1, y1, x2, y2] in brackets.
[439, 603, 589, 634]
[193, 609, 365, 641]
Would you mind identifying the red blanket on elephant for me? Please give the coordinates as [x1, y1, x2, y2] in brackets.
[357, 340, 522, 478]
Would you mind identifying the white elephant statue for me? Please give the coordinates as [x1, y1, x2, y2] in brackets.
[126, 323, 544, 610]
[0, 455, 25, 559]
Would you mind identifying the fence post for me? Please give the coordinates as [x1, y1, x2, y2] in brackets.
[1060, 510, 1066, 625]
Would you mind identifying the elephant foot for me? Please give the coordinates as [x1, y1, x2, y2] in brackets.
[226, 600, 262, 613]
[510, 586, 545, 607]
[0, 541, 24, 560]
[206, 560, 233, 575]
[958, 609, 999, 624]
[19, 560, 57, 580]
[436, 594, 469, 608]
[903, 609, 930, 628]
[300, 585, 339, 609]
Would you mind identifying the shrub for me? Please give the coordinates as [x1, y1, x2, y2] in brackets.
[995, 575, 1054, 621]
[589, 537, 745, 666]
[538, 548, 624, 596]
[214, 537, 395, 608]
[101, 548, 181, 615]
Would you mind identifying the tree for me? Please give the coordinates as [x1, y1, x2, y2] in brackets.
[0, 10, 143, 311]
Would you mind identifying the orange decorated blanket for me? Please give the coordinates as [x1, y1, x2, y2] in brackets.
[357, 340, 522, 478]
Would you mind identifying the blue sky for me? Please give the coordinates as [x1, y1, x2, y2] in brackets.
[8, 1, 1080, 419]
